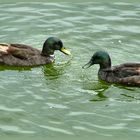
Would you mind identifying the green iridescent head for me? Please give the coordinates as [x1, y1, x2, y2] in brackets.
[41, 37, 71, 56]
[83, 51, 111, 69]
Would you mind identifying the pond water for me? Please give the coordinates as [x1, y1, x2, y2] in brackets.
[0, 0, 140, 140]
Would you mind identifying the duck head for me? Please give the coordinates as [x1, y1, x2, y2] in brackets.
[41, 37, 71, 56]
[83, 51, 111, 69]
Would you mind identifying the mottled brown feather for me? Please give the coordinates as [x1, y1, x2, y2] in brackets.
[0, 43, 54, 66]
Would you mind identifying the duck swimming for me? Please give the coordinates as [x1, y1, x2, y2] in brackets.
[83, 51, 140, 87]
[0, 37, 71, 67]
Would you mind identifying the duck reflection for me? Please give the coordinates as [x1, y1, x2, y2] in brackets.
[90, 81, 109, 102]
[84, 80, 140, 102]
[0, 65, 32, 71]
[42, 60, 71, 80]
[82, 78, 110, 102]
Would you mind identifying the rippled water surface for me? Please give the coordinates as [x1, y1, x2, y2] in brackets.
[0, 1, 140, 139]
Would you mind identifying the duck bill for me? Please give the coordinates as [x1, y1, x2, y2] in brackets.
[82, 61, 93, 69]
[60, 47, 71, 55]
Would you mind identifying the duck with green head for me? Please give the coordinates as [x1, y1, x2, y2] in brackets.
[83, 51, 140, 87]
[0, 37, 71, 66]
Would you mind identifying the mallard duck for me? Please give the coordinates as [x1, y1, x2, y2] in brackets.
[83, 51, 140, 86]
[0, 37, 71, 67]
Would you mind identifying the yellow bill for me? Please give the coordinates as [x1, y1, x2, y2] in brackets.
[60, 47, 71, 55]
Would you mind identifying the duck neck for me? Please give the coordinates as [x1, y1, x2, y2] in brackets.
[99, 59, 111, 70]
[41, 44, 54, 57]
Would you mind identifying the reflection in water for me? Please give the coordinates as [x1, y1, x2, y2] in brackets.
[90, 89, 108, 102]
[113, 84, 140, 102]
[42, 64, 64, 80]
[42, 59, 71, 80]
[0, 65, 32, 71]
[116, 84, 139, 91]
[121, 93, 140, 101]
[82, 79, 110, 101]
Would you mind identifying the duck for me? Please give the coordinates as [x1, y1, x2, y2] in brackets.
[0, 37, 71, 67]
[83, 51, 140, 87]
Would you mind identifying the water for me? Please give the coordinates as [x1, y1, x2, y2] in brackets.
[0, 1, 140, 139]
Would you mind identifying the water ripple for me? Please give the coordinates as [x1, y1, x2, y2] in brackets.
[0, 1, 140, 138]
[0, 105, 24, 113]
[38, 125, 74, 135]
[0, 125, 35, 134]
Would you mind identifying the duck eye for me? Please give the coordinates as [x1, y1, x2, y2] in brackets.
[53, 42, 61, 50]
[58, 41, 63, 47]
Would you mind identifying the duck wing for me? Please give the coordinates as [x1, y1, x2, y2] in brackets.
[100, 63, 140, 86]
[110, 63, 140, 86]
[113, 63, 140, 77]
[0, 43, 40, 59]
[119, 76, 140, 86]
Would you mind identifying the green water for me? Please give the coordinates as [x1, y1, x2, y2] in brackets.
[0, 0, 140, 139]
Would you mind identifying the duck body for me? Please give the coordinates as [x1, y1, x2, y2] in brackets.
[83, 51, 140, 87]
[98, 63, 140, 86]
[0, 37, 70, 67]
[0, 43, 54, 66]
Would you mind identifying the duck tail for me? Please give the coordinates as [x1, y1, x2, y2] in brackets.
[0, 43, 10, 54]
